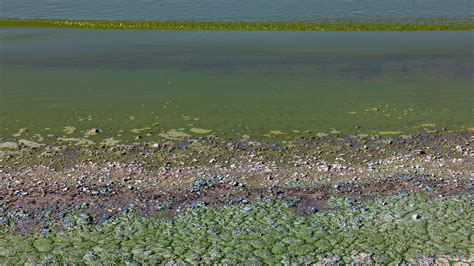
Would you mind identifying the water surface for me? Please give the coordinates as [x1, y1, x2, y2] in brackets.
[1, 28, 473, 143]
[1, 0, 473, 22]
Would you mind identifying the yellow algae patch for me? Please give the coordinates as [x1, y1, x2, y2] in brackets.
[84, 128, 101, 137]
[269, 130, 286, 135]
[379, 131, 403, 135]
[63, 126, 76, 134]
[264, 130, 287, 137]
[57, 137, 95, 146]
[129, 116, 135, 120]
[316, 132, 328, 137]
[190, 128, 212, 134]
[32, 134, 44, 142]
[130, 127, 151, 134]
[366, 107, 380, 112]
[417, 123, 436, 128]
[159, 129, 191, 140]
[12, 128, 28, 137]
[330, 129, 341, 134]
[348, 111, 357, 115]
[100, 138, 121, 146]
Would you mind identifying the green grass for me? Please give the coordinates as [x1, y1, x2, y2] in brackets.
[0, 19, 473, 31]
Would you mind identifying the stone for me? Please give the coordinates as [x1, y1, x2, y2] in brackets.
[242, 207, 252, 213]
[411, 213, 422, 221]
[79, 213, 93, 224]
[189, 128, 212, 134]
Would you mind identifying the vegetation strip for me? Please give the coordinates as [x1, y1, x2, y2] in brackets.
[1, 19, 473, 31]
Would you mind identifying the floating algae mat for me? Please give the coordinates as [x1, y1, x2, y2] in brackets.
[0, 193, 472, 264]
[1, 28, 473, 143]
[1, 19, 473, 31]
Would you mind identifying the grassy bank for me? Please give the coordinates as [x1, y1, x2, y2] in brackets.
[1, 19, 473, 31]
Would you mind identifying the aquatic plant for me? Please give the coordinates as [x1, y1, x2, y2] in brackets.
[0, 193, 472, 264]
[0, 19, 473, 31]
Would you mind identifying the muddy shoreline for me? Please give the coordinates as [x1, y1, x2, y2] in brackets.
[1, 132, 472, 234]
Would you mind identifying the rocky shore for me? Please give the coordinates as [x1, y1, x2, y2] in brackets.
[0, 132, 472, 263]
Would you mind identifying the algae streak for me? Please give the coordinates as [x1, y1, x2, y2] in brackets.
[0, 19, 473, 31]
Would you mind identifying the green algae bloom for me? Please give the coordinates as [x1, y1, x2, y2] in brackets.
[1, 193, 472, 264]
[1, 19, 473, 31]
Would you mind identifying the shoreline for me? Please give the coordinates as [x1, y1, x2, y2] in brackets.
[1, 132, 472, 227]
[1, 19, 474, 31]
[0, 131, 472, 263]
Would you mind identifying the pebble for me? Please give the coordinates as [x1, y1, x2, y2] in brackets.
[411, 213, 422, 221]
[242, 207, 252, 213]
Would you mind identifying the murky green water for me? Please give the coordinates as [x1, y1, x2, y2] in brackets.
[0, 28, 473, 143]
[1, 0, 472, 23]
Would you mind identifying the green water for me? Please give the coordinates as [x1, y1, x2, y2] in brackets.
[2, 0, 473, 23]
[0, 28, 473, 143]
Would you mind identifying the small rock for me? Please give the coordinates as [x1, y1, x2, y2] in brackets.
[79, 213, 93, 224]
[14, 190, 28, 197]
[411, 213, 422, 221]
[242, 207, 252, 213]
[414, 150, 426, 155]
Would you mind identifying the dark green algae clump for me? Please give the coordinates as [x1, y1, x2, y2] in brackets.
[1, 193, 472, 264]
[1, 19, 473, 31]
